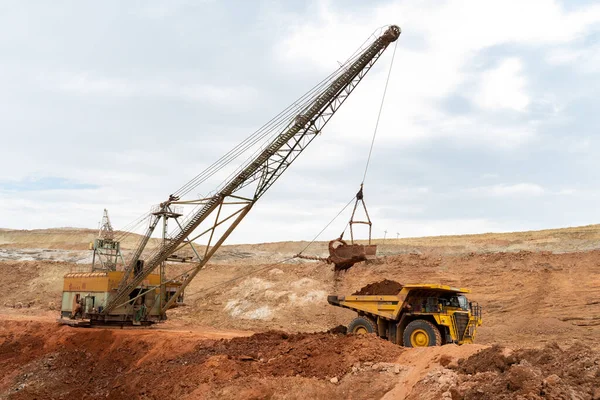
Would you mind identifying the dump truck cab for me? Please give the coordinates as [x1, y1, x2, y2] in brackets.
[328, 284, 482, 347]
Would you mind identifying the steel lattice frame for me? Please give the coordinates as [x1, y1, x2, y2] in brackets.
[102, 25, 401, 317]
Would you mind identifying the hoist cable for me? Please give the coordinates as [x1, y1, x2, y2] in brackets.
[173, 51, 364, 198]
[361, 38, 398, 184]
[114, 27, 397, 274]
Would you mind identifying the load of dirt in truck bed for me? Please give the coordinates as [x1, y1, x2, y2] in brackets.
[353, 279, 403, 295]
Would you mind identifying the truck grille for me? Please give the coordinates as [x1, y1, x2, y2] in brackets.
[453, 312, 469, 341]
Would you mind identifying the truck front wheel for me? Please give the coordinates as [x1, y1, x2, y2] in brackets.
[403, 320, 442, 347]
[347, 316, 377, 335]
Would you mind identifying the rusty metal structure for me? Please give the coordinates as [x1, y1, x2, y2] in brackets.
[77, 25, 402, 325]
[91, 209, 124, 272]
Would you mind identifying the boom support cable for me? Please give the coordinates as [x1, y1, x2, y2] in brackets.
[110, 27, 398, 250]
[334, 39, 398, 244]
[171, 27, 396, 200]
[183, 30, 401, 300]
[172, 51, 364, 199]
[102, 25, 401, 315]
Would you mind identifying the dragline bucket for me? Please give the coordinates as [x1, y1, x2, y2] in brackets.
[328, 239, 377, 271]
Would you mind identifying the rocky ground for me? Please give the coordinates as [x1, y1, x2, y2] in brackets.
[2, 316, 598, 400]
[1, 226, 600, 399]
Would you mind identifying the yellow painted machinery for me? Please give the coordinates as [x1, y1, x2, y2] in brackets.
[328, 284, 482, 347]
[60, 271, 183, 327]
[59, 25, 401, 327]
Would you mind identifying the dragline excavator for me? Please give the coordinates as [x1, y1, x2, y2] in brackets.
[59, 25, 401, 326]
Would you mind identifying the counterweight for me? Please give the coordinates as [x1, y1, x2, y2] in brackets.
[102, 25, 401, 317]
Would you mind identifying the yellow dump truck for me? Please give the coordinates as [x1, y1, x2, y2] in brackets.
[328, 284, 482, 347]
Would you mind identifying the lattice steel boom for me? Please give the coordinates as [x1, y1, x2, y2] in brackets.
[102, 25, 401, 316]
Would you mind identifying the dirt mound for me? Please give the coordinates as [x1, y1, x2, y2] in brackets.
[353, 279, 403, 295]
[0, 228, 153, 251]
[0, 320, 403, 399]
[457, 344, 517, 374]
[405, 342, 600, 399]
[178, 330, 403, 380]
[0, 261, 72, 309]
[452, 342, 600, 399]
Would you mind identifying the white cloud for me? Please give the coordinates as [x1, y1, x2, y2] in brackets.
[278, 1, 600, 71]
[467, 183, 546, 197]
[567, 138, 592, 154]
[557, 188, 576, 196]
[546, 47, 587, 65]
[52, 72, 259, 107]
[481, 173, 499, 179]
[274, 0, 600, 149]
[2, 1, 600, 242]
[546, 44, 600, 74]
[434, 115, 536, 148]
[473, 58, 530, 111]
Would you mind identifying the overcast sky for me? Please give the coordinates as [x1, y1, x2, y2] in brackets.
[1, 0, 600, 244]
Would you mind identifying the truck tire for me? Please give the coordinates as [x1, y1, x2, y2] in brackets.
[347, 316, 377, 335]
[403, 320, 442, 347]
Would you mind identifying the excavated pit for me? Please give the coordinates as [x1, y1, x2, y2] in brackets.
[3, 235, 600, 399]
[0, 320, 403, 399]
[4, 319, 599, 400]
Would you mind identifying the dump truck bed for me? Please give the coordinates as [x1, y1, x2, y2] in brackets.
[328, 284, 471, 320]
[328, 294, 402, 320]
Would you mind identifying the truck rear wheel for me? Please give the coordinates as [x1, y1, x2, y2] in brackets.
[347, 316, 376, 335]
[403, 320, 441, 347]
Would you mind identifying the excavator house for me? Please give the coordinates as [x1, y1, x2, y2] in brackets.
[60, 209, 184, 326]
[60, 270, 182, 326]
[59, 24, 401, 327]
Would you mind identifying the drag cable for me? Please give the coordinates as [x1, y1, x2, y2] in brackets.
[183, 195, 355, 299]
